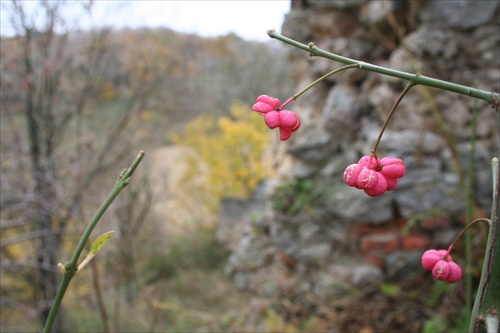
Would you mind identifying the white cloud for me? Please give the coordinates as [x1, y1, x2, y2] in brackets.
[1, 1, 290, 41]
[55, 0, 290, 41]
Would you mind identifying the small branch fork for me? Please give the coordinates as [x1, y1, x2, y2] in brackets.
[43, 151, 145, 333]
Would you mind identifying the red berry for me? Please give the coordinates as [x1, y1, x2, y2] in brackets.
[445, 261, 462, 283]
[279, 110, 300, 130]
[356, 168, 379, 189]
[264, 111, 280, 129]
[421, 249, 449, 270]
[364, 172, 387, 197]
[256, 94, 280, 108]
[381, 157, 406, 179]
[279, 128, 293, 141]
[358, 156, 380, 170]
[385, 176, 398, 191]
[252, 102, 275, 114]
[343, 164, 363, 187]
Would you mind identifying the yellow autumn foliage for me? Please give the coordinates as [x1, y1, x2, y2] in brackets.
[171, 102, 273, 207]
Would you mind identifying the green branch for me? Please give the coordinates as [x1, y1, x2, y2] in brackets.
[469, 157, 500, 333]
[43, 151, 145, 333]
[267, 30, 499, 106]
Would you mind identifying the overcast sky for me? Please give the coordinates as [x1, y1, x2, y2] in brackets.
[1, 1, 291, 41]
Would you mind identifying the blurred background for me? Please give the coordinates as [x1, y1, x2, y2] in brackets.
[1, 1, 499, 332]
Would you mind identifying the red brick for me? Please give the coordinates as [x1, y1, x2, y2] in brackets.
[420, 216, 452, 230]
[350, 223, 398, 236]
[457, 208, 490, 224]
[364, 252, 385, 268]
[276, 252, 296, 271]
[360, 233, 400, 254]
[349, 224, 373, 236]
[394, 217, 407, 228]
[402, 234, 431, 251]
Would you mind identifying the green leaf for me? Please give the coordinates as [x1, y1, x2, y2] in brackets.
[90, 230, 114, 255]
[380, 283, 400, 297]
[77, 231, 114, 272]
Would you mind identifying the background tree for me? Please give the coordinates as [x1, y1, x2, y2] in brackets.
[1, 2, 292, 331]
[171, 102, 275, 217]
[0, 1, 145, 330]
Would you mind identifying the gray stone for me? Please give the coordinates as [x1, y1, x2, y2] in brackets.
[299, 221, 322, 242]
[424, 0, 500, 30]
[403, 27, 458, 59]
[387, 47, 425, 78]
[322, 84, 363, 142]
[365, 129, 445, 155]
[319, 150, 360, 178]
[298, 243, 332, 266]
[352, 264, 383, 287]
[466, 26, 500, 68]
[325, 183, 393, 224]
[221, 0, 499, 307]
[287, 127, 333, 164]
[359, 0, 395, 26]
[310, 0, 368, 10]
[324, 37, 378, 63]
[385, 251, 424, 281]
[394, 183, 464, 218]
[312, 263, 360, 296]
[281, 10, 312, 44]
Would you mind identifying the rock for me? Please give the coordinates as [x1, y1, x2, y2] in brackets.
[394, 183, 464, 219]
[364, 129, 445, 155]
[299, 242, 332, 266]
[466, 26, 500, 68]
[217, 198, 263, 251]
[403, 27, 459, 59]
[423, 0, 500, 30]
[221, 0, 499, 312]
[287, 127, 333, 164]
[312, 263, 360, 296]
[359, 0, 395, 27]
[322, 84, 363, 142]
[384, 251, 423, 281]
[324, 183, 393, 224]
[216, 180, 274, 251]
[352, 264, 383, 287]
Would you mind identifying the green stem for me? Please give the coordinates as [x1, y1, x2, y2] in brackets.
[469, 155, 500, 333]
[280, 64, 359, 109]
[267, 30, 499, 106]
[372, 82, 414, 155]
[446, 218, 491, 256]
[43, 151, 145, 333]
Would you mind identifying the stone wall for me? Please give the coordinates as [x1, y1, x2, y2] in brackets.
[217, 0, 499, 327]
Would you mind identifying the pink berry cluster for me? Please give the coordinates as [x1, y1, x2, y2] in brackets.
[421, 249, 462, 283]
[252, 95, 301, 141]
[343, 155, 406, 197]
